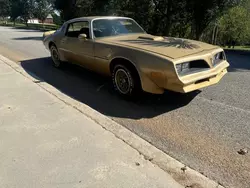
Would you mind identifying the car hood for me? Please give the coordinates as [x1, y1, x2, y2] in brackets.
[101, 34, 219, 59]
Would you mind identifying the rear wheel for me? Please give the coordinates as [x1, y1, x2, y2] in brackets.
[112, 64, 141, 97]
[50, 45, 62, 68]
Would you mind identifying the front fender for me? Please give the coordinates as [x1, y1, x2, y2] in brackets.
[111, 47, 174, 94]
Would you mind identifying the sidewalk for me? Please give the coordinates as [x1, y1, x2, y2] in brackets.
[0, 58, 183, 188]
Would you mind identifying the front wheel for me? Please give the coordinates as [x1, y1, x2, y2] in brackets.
[112, 64, 141, 97]
[50, 45, 62, 68]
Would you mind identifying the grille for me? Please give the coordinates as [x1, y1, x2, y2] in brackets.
[176, 60, 210, 76]
[190, 60, 210, 69]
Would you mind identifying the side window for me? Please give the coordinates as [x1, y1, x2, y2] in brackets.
[66, 21, 90, 38]
[68, 24, 74, 32]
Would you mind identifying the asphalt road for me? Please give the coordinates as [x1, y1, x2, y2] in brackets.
[0, 26, 249, 188]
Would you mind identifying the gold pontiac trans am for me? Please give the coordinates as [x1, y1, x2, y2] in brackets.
[43, 16, 229, 97]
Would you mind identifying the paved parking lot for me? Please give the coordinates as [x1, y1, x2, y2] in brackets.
[0, 26, 249, 188]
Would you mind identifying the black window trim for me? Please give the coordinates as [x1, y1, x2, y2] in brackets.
[91, 17, 146, 39]
[65, 21, 90, 38]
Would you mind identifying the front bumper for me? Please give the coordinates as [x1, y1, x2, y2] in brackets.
[167, 60, 229, 93]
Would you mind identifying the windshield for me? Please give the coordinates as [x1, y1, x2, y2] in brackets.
[92, 18, 145, 38]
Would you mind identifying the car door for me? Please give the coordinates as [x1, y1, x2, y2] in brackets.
[60, 21, 95, 69]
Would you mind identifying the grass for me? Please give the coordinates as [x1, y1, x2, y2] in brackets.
[0, 21, 59, 31]
[224, 46, 250, 51]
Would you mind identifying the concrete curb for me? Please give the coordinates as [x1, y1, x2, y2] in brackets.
[0, 54, 224, 188]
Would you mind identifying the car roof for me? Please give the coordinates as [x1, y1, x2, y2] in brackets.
[66, 16, 132, 23]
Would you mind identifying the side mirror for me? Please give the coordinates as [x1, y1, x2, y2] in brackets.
[78, 34, 87, 40]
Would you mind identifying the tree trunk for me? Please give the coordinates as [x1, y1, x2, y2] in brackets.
[212, 24, 216, 44]
[195, 31, 201, 40]
[190, 22, 196, 39]
[195, 25, 204, 40]
[214, 26, 219, 45]
[42, 20, 45, 30]
[163, 0, 173, 36]
[163, 19, 172, 36]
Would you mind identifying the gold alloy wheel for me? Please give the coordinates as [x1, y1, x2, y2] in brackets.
[114, 68, 132, 95]
[50, 46, 61, 67]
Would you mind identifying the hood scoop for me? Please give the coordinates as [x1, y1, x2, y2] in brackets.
[138, 36, 164, 41]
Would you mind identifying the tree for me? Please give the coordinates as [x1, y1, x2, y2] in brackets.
[91, 0, 110, 15]
[187, 0, 240, 40]
[51, 12, 62, 25]
[0, 0, 11, 18]
[34, 0, 53, 23]
[20, 0, 36, 26]
[75, 0, 96, 17]
[151, 0, 177, 35]
[106, 0, 188, 36]
[218, 5, 250, 46]
[52, 0, 245, 43]
[10, 0, 22, 25]
[108, 0, 153, 32]
[54, 0, 79, 21]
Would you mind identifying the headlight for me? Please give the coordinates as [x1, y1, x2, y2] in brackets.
[214, 53, 220, 60]
[176, 64, 182, 73]
[212, 52, 225, 66]
[182, 62, 190, 70]
[176, 62, 190, 74]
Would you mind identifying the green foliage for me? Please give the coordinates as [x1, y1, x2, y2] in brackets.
[2, 0, 247, 44]
[186, 0, 240, 39]
[53, 0, 240, 40]
[8, 0, 54, 25]
[54, 0, 77, 21]
[219, 5, 250, 45]
[51, 12, 62, 25]
[10, 0, 22, 22]
[9, 0, 34, 24]
[20, 0, 36, 24]
[34, 0, 53, 23]
[0, 0, 11, 17]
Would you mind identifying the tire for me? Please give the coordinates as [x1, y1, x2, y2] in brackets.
[50, 45, 62, 68]
[112, 64, 141, 98]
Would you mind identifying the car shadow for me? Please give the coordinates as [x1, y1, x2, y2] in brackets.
[12, 36, 43, 41]
[225, 51, 250, 72]
[8, 26, 48, 32]
[15, 30, 45, 33]
[20, 57, 199, 119]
